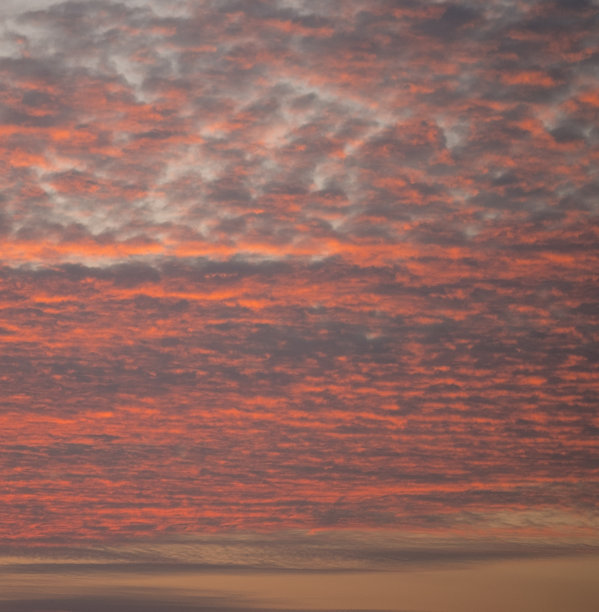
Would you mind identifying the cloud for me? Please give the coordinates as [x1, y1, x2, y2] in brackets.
[2, 529, 598, 574]
[1, 248, 598, 538]
[1, 0, 594, 265]
[0, 0, 597, 556]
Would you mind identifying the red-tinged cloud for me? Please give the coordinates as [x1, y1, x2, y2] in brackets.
[0, 0, 597, 549]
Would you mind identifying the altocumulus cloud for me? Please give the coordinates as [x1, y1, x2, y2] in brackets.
[0, 0, 597, 588]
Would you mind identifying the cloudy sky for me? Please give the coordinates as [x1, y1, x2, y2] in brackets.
[1, 0, 598, 610]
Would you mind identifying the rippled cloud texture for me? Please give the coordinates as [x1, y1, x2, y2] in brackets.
[1, 0, 598, 609]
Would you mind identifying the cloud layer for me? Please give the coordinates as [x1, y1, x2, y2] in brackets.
[0, 0, 598, 547]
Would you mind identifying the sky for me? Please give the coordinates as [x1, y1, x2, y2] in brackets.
[0, 0, 598, 610]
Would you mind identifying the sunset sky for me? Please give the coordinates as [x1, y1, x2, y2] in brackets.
[1, 0, 598, 610]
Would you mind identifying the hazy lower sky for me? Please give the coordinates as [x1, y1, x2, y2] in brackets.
[1, 0, 598, 610]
